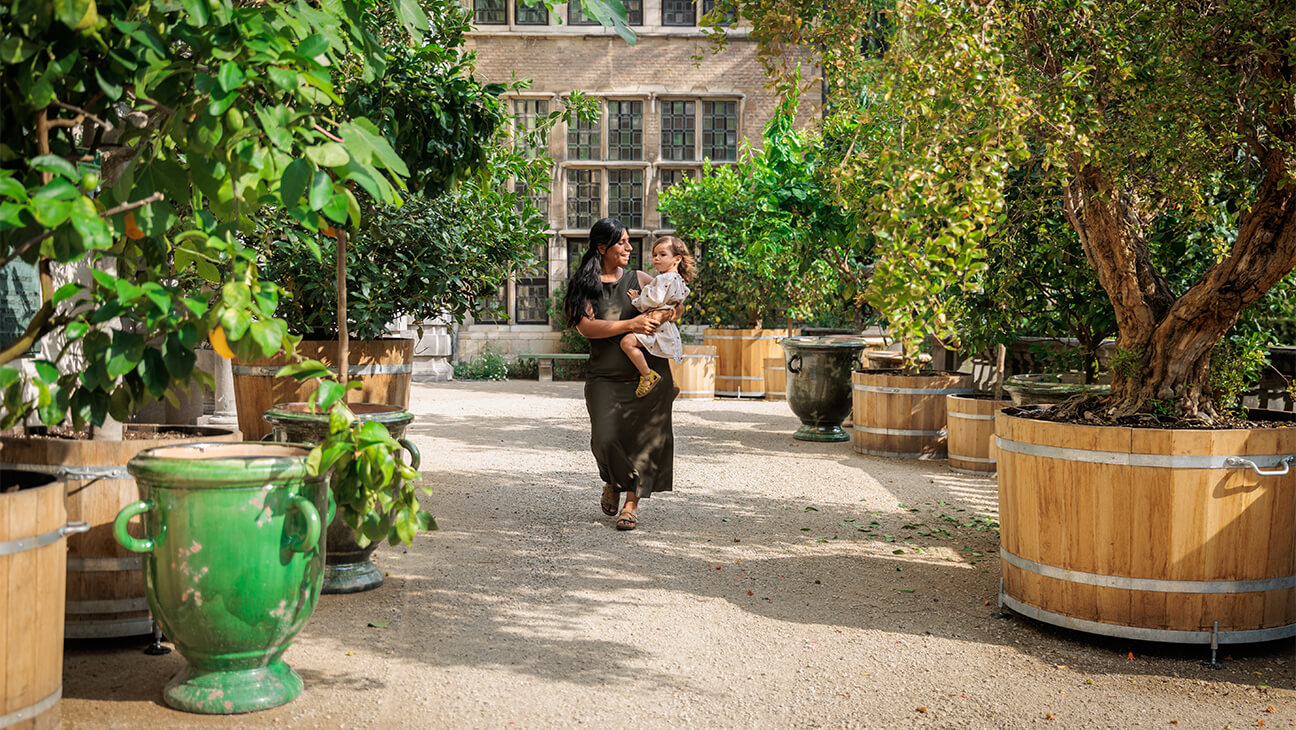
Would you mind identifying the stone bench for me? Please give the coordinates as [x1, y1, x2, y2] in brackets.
[518, 353, 589, 382]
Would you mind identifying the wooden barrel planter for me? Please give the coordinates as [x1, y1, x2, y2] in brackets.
[669, 345, 716, 400]
[946, 393, 1012, 474]
[851, 371, 973, 459]
[1, 471, 78, 729]
[763, 357, 786, 401]
[996, 408, 1296, 644]
[702, 328, 790, 398]
[233, 338, 414, 440]
[0, 425, 239, 640]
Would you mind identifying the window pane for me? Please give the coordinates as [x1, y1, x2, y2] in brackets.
[474, 0, 505, 24]
[567, 237, 588, 278]
[515, 240, 550, 324]
[608, 169, 643, 229]
[659, 100, 696, 162]
[514, 177, 550, 221]
[568, 1, 598, 24]
[700, 0, 735, 24]
[567, 114, 601, 161]
[516, 0, 548, 24]
[474, 283, 509, 324]
[624, 0, 643, 24]
[662, 0, 695, 25]
[606, 100, 643, 161]
[702, 99, 738, 161]
[513, 99, 550, 159]
[657, 167, 696, 228]
[628, 237, 644, 271]
[566, 169, 601, 229]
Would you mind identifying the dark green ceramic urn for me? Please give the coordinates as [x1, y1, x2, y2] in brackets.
[780, 336, 869, 442]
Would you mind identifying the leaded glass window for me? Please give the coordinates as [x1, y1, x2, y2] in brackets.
[623, 0, 643, 24]
[657, 168, 695, 228]
[701, 0, 735, 23]
[513, 99, 549, 159]
[474, 0, 506, 24]
[606, 100, 642, 161]
[608, 169, 643, 229]
[660, 100, 695, 162]
[516, 0, 548, 24]
[568, 1, 598, 24]
[566, 169, 601, 229]
[662, 0, 695, 25]
[514, 178, 550, 221]
[515, 241, 550, 324]
[567, 237, 588, 278]
[567, 114, 601, 161]
[702, 99, 738, 161]
[628, 237, 644, 271]
[474, 283, 509, 324]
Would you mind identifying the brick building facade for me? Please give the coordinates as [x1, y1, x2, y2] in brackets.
[454, 1, 820, 360]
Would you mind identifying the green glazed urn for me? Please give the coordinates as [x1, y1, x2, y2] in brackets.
[262, 402, 419, 594]
[116, 442, 331, 714]
[780, 336, 869, 442]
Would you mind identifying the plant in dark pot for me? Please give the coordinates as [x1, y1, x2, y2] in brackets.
[732, 0, 1296, 645]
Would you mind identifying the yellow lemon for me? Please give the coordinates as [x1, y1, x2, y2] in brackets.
[209, 325, 234, 359]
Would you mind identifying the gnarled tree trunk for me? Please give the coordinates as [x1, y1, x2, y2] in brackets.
[1062, 164, 1296, 421]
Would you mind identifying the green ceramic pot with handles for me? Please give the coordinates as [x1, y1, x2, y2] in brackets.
[262, 402, 419, 594]
[116, 442, 333, 714]
[780, 336, 869, 442]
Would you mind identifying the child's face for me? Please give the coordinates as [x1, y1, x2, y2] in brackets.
[651, 243, 680, 274]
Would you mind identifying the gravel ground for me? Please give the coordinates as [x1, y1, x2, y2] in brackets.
[63, 380, 1295, 729]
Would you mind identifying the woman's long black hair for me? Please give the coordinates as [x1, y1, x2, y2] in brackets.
[564, 217, 626, 328]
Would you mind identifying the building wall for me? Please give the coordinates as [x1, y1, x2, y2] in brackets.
[456, 3, 820, 361]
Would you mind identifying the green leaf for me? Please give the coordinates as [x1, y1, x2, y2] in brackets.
[416, 510, 438, 531]
[247, 319, 286, 355]
[0, 366, 20, 389]
[308, 172, 332, 211]
[367, 620, 391, 628]
[65, 321, 89, 341]
[275, 360, 333, 380]
[393, 0, 429, 40]
[281, 159, 310, 207]
[32, 360, 59, 384]
[52, 282, 83, 305]
[305, 143, 350, 168]
[30, 155, 79, 181]
[106, 331, 145, 379]
[217, 61, 246, 93]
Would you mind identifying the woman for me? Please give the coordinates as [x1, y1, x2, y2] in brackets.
[564, 218, 683, 531]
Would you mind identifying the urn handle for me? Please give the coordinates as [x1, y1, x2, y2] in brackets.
[114, 500, 157, 553]
[787, 354, 803, 374]
[398, 438, 422, 471]
[284, 494, 322, 553]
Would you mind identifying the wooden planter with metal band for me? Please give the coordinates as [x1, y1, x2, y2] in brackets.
[669, 345, 716, 399]
[851, 370, 973, 459]
[1, 471, 87, 730]
[0, 425, 239, 640]
[702, 328, 790, 398]
[232, 338, 414, 440]
[946, 393, 1012, 474]
[996, 407, 1296, 646]
[763, 357, 786, 401]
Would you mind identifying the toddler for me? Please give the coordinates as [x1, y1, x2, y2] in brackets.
[623, 236, 695, 397]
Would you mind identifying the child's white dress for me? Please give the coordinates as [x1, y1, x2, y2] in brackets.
[631, 272, 690, 362]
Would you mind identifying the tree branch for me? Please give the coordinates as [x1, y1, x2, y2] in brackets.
[0, 192, 165, 270]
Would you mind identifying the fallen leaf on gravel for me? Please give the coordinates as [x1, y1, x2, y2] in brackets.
[893, 549, 905, 554]
[984, 600, 991, 606]
[722, 518, 730, 522]
[368, 620, 391, 628]
[804, 506, 819, 511]
[900, 589, 915, 593]
[1055, 664, 1067, 669]
[1170, 721, 1178, 725]
[747, 590, 753, 596]
[1257, 721, 1265, 727]
[800, 527, 811, 531]
[916, 707, 927, 714]
[1266, 706, 1275, 713]
[733, 537, 741, 542]
[1127, 651, 1134, 660]
[1045, 713, 1056, 720]
[347, 651, 354, 656]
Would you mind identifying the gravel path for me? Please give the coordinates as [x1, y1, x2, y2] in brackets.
[63, 380, 1294, 728]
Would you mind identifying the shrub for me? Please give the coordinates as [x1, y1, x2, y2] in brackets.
[453, 349, 508, 381]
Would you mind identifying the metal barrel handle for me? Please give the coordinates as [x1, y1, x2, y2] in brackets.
[114, 501, 157, 553]
[787, 354, 802, 374]
[63, 521, 90, 536]
[284, 494, 321, 553]
[1224, 455, 1295, 477]
[398, 437, 421, 471]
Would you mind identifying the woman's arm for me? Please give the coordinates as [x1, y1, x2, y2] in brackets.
[574, 307, 659, 339]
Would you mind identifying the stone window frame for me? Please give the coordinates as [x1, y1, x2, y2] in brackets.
[473, 0, 507, 24]
[514, 0, 548, 24]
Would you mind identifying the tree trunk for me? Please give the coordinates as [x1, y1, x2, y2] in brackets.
[1061, 162, 1296, 421]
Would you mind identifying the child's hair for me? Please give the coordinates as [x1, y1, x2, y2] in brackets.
[653, 235, 696, 283]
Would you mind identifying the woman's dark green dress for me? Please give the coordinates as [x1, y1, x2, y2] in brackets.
[584, 268, 675, 498]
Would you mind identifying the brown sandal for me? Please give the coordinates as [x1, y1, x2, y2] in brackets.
[615, 508, 638, 531]
[601, 484, 620, 517]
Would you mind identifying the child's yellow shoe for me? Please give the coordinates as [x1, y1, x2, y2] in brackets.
[635, 370, 661, 398]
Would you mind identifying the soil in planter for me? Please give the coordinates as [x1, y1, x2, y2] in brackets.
[1015, 396, 1296, 430]
[20, 425, 235, 440]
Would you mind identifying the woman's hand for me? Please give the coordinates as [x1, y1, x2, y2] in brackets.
[629, 313, 659, 335]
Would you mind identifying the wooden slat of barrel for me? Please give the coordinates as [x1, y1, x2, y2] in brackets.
[763, 357, 786, 401]
[669, 345, 716, 400]
[234, 338, 414, 440]
[997, 411, 1296, 640]
[1, 477, 65, 730]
